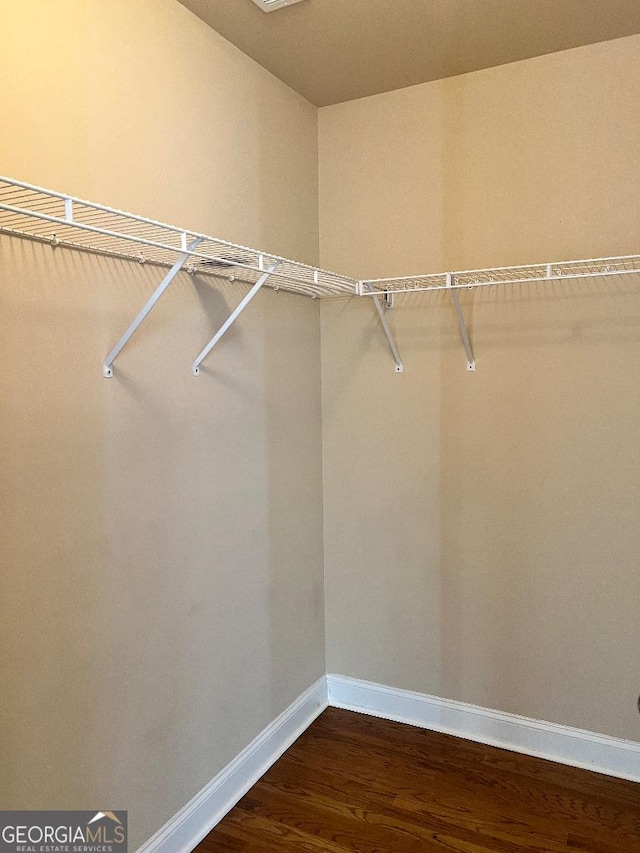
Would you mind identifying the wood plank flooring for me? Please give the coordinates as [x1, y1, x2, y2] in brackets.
[194, 707, 640, 852]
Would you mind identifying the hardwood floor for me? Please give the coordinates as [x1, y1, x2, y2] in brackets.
[194, 707, 640, 852]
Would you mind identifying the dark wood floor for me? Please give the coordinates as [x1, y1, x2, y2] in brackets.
[194, 707, 640, 852]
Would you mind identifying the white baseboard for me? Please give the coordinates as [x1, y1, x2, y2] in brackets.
[136, 676, 328, 853]
[138, 673, 640, 852]
[327, 674, 640, 784]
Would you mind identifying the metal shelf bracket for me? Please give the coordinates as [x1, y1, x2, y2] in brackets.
[360, 281, 403, 373]
[4, 178, 639, 382]
[192, 262, 280, 376]
[448, 273, 476, 371]
[103, 236, 203, 378]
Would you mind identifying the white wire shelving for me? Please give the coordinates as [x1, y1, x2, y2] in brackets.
[1, 175, 638, 376]
[359, 256, 640, 296]
[0, 177, 356, 298]
[0, 176, 357, 376]
[360, 255, 640, 371]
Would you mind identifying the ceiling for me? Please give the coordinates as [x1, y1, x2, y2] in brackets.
[178, 0, 640, 107]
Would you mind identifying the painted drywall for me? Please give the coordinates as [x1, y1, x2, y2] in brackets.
[319, 35, 640, 742]
[0, 1, 323, 849]
[2, 5, 640, 847]
[0, 0, 318, 262]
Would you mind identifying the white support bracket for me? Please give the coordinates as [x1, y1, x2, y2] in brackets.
[360, 281, 403, 373]
[103, 236, 202, 377]
[448, 273, 475, 371]
[192, 262, 279, 376]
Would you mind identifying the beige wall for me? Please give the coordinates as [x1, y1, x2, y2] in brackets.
[0, 1, 323, 849]
[320, 35, 640, 741]
[2, 4, 640, 845]
[0, 0, 318, 262]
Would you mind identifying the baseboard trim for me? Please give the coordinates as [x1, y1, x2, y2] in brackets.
[136, 676, 328, 853]
[138, 673, 640, 851]
[327, 674, 640, 784]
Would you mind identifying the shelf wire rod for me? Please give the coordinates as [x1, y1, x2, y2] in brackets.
[0, 201, 355, 294]
[192, 262, 279, 376]
[360, 266, 640, 296]
[0, 177, 356, 295]
[0, 177, 204, 235]
[0, 225, 165, 267]
[76, 217, 177, 240]
[103, 236, 203, 378]
[362, 254, 640, 287]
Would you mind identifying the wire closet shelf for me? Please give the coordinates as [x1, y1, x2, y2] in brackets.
[1, 174, 638, 376]
[0, 176, 357, 299]
[359, 256, 640, 296]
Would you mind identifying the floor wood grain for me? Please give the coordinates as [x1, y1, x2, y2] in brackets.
[193, 707, 640, 852]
